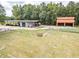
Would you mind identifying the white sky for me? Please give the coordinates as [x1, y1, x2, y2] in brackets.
[0, 0, 79, 16]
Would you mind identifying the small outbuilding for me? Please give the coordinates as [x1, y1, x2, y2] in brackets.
[56, 17, 75, 27]
[4, 20, 40, 27]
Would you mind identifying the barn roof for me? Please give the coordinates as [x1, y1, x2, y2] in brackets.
[57, 19, 75, 23]
[57, 17, 75, 20]
[57, 17, 75, 23]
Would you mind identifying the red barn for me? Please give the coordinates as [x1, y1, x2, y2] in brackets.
[56, 17, 75, 27]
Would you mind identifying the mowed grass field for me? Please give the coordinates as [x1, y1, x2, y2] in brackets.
[0, 29, 79, 58]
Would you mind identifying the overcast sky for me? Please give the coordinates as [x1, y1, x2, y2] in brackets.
[0, 0, 79, 16]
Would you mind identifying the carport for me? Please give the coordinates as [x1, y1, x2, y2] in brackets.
[4, 20, 39, 27]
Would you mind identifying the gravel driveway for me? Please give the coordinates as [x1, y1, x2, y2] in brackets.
[0, 25, 76, 32]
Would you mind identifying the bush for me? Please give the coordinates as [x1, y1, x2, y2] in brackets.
[0, 21, 5, 25]
[37, 33, 43, 37]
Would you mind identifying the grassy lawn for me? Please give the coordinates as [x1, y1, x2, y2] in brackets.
[0, 29, 79, 58]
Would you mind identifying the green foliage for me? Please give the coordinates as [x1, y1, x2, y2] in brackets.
[66, 1, 76, 16]
[0, 4, 6, 25]
[0, 4, 6, 20]
[11, 1, 79, 25]
[12, 4, 24, 20]
[5, 16, 15, 20]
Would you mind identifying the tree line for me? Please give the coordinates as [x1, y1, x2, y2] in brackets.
[0, 1, 79, 25]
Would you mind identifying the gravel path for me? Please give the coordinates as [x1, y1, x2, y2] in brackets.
[0, 25, 76, 32]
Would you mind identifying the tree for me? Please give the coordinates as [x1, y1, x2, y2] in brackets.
[12, 4, 24, 20]
[0, 4, 6, 20]
[30, 5, 40, 20]
[66, 1, 76, 16]
[39, 11, 47, 24]
[40, 2, 47, 11]
[23, 4, 34, 20]
[0, 4, 6, 25]
[75, 2, 79, 25]
[57, 2, 67, 16]
[11, 1, 79, 25]
[47, 2, 58, 25]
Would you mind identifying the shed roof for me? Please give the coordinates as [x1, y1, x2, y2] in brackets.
[57, 17, 75, 20]
[57, 20, 75, 23]
[5, 20, 39, 22]
[57, 17, 75, 23]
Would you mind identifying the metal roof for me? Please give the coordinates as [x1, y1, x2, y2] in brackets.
[57, 20, 75, 23]
[57, 17, 75, 23]
[57, 17, 75, 20]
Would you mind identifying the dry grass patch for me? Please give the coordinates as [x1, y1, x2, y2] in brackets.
[0, 29, 79, 57]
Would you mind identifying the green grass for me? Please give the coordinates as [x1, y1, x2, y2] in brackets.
[0, 29, 79, 58]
